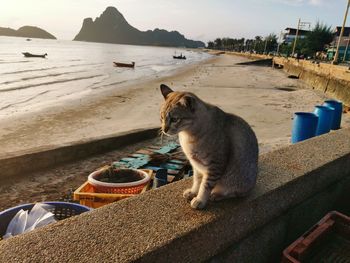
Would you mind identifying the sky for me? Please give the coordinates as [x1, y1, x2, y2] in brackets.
[0, 0, 348, 42]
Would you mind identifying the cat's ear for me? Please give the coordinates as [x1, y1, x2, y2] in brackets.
[184, 95, 196, 112]
[160, 84, 173, 99]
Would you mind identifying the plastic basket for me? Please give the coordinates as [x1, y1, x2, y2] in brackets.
[88, 168, 152, 194]
[0, 201, 91, 237]
[282, 211, 350, 263]
[74, 170, 152, 208]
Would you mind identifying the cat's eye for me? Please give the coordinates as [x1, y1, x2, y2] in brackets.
[170, 117, 180, 123]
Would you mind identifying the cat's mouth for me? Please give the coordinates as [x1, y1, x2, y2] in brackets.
[162, 131, 173, 136]
[161, 129, 176, 137]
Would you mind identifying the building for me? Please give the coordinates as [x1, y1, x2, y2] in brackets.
[328, 26, 350, 61]
[331, 26, 350, 46]
[283, 27, 309, 44]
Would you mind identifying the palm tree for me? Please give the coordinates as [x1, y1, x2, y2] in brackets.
[214, 38, 223, 50]
[254, 36, 264, 53]
[265, 34, 278, 54]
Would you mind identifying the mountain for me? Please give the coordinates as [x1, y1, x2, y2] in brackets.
[74, 6, 204, 48]
[0, 27, 18, 37]
[0, 26, 56, 39]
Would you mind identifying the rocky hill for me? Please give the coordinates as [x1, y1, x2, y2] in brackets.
[0, 26, 56, 39]
[74, 6, 204, 48]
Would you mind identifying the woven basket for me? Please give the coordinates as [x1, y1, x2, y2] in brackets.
[88, 168, 151, 194]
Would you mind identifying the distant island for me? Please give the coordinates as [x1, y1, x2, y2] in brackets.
[0, 26, 56, 39]
[74, 6, 204, 48]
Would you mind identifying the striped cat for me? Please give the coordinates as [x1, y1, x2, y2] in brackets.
[160, 84, 258, 209]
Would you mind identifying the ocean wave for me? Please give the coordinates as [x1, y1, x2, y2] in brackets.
[2, 62, 103, 75]
[0, 70, 87, 85]
[0, 74, 104, 92]
[0, 90, 50, 111]
[90, 80, 128, 89]
[0, 61, 31, 64]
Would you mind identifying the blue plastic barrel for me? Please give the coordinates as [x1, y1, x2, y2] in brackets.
[314, 106, 335, 135]
[323, 100, 342, 130]
[291, 112, 319, 143]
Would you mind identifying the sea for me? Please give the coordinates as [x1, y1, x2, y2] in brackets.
[0, 36, 211, 120]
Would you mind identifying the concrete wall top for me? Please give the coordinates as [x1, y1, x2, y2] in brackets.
[1, 129, 350, 262]
[273, 57, 350, 82]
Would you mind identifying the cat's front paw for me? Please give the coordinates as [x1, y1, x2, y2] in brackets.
[190, 197, 206, 210]
[183, 189, 196, 201]
[210, 192, 226, 202]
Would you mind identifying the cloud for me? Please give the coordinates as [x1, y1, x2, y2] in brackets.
[273, 0, 324, 6]
[309, 0, 324, 6]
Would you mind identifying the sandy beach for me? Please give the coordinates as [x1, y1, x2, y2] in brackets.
[1, 53, 350, 209]
[1, 53, 349, 156]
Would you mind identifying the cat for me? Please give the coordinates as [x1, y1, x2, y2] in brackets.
[159, 84, 259, 209]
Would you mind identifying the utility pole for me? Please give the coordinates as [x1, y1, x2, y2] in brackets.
[263, 37, 268, 54]
[333, 0, 350, 64]
[343, 33, 350, 62]
[292, 18, 301, 57]
[276, 30, 283, 55]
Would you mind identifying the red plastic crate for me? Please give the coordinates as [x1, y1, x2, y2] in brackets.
[282, 211, 350, 263]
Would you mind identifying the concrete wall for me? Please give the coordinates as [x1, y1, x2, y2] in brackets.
[273, 57, 350, 106]
[0, 128, 159, 182]
[0, 128, 349, 262]
[226, 51, 272, 60]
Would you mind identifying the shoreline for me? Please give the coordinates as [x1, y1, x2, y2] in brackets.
[1, 53, 349, 155]
[0, 55, 220, 153]
[0, 54, 217, 122]
[0, 37, 212, 121]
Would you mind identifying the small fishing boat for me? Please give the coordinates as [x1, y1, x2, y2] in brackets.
[173, 54, 186, 60]
[22, 52, 47, 58]
[113, 61, 135, 68]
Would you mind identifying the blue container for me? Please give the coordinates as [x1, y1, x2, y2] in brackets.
[323, 100, 342, 130]
[291, 112, 319, 143]
[314, 105, 335, 135]
[0, 202, 91, 237]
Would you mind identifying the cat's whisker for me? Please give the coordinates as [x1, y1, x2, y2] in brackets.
[160, 131, 164, 144]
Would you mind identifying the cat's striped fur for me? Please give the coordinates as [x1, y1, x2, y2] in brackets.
[160, 84, 259, 209]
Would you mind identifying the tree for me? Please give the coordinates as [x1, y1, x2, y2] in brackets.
[280, 38, 307, 57]
[214, 38, 223, 50]
[245, 39, 255, 52]
[279, 43, 292, 56]
[207, 41, 214, 49]
[264, 34, 278, 54]
[253, 36, 264, 53]
[304, 22, 333, 57]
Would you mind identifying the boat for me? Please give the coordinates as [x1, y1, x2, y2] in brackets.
[113, 61, 135, 68]
[173, 54, 186, 60]
[22, 52, 47, 58]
